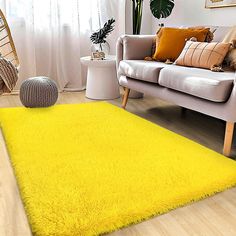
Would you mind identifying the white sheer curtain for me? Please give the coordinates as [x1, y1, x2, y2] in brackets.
[0, 0, 126, 91]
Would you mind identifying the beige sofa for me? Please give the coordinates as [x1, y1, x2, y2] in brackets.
[116, 27, 235, 156]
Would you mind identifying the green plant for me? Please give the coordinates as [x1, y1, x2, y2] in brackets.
[90, 18, 115, 49]
[150, 0, 175, 19]
[132, 0, 144, 35]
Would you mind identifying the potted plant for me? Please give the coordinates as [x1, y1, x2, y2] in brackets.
[131, 0, 175, 35]
[90, 18, 115, 57]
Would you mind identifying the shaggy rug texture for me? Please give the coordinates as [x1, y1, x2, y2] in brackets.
[0, 102, 236, 236]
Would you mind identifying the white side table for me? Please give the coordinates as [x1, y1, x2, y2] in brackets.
[80, 56, 120, 100]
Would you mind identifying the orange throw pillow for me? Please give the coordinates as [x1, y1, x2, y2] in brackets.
[153, 27, 209, 62]
[175, 41, 231, 70]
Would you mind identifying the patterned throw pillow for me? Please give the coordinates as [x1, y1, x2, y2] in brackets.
[175, 41, 231, 70]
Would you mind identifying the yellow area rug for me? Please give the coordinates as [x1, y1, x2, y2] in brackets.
[0, 102, 236, 236]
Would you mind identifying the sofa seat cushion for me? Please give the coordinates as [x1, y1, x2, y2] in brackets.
[159, 66, 235, 102]
[119, 60, 167, 84]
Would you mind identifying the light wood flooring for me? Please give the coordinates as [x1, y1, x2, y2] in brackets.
[0, 91, 236, 236]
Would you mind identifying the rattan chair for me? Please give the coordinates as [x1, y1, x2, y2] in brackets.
[0, 9, 19, 94]
[0, 9, 19, 68]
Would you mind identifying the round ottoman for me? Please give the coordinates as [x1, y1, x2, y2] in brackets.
[20, 77, 58, 108]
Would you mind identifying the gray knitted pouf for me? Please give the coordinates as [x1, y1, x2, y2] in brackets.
[20, 77, 58, 108]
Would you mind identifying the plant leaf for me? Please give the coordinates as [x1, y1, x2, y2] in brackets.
[150, 0, 174, 19]
[90, 18, 115, 44]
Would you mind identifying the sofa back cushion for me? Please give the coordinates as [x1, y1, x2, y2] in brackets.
[222, 26, 236, 70]
[152, 27, 209, 62]
[175, 41, 230, 70]
[213, 26, 232, 42]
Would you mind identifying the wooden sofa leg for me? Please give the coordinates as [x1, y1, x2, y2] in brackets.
[223, 122, 234, 156]
[122, 88, 130, 109]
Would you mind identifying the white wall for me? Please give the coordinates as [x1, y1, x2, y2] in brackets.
[152, 0, 236, 33]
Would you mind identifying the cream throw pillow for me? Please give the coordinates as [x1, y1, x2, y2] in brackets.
[175, 41, 230, 70]
[222, 26, 236, 69]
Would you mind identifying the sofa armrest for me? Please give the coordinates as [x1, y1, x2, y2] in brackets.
[116, 35, 155, 70]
